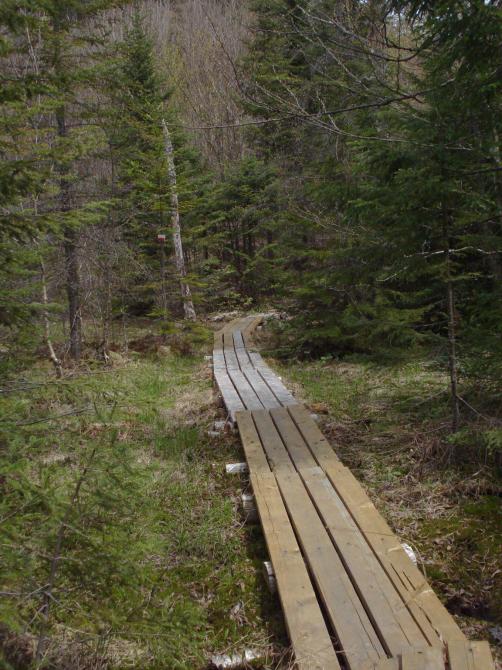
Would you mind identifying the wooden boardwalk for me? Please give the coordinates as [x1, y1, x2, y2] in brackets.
[213, 316, 495, 670]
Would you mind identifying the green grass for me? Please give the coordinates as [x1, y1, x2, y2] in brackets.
[0, 337, 282, 669]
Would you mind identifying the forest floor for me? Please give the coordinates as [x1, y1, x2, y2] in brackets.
[1, 317, 501, 669]
[0, 321, 285, 670]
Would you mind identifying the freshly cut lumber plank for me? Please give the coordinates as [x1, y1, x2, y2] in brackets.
[287, 404, 340, 463]
[371, 659, 400, 670]
[468, 640, 495, 670]
[252, 411, 385, 669]
[236, 413, 340, 670]
[469, 641, 495, 670]
[253, 409, 298, 471]
[270, 408, 428, 656]
[251, 471, 341, 670]
[327, 465, 461, 646]
[447, 640, 473, 670]
[235, 410, 270, 474]
[227, 369, 264, 410]
[275, 468, 385, 669]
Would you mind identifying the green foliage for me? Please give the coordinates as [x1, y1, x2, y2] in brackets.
[0, 347, 274, 668]
[107, 10, 203, 318]
[189, 157, 281, 308]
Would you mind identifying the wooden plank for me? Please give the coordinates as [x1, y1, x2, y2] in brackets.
[212, 350, 227, 370]
[400, 647, 444, 669]
[287, 404, 461, 647]
[447, 640, 473, 670]
[251, 472, 341, 670]
[227, 369, 264, 410]
[213, 368, 245, 419]
[233, 330, 246, 349]
[235, 410, 270, 473]
[243, 368, 281, 409]
[275, 468, 385, 669]
[469, 641, 495, 670]
[448, 640, 495, 670]
[252, 411, 385, 669]
[236, 413, 340, 670]
[371, 659, 400, 670]
[288, 404, 340, 463]
[247, 350, 297, 406]
[271, 408, 428, 657]
[293, 444, 461, 644]
[223, 347, 240, 371]
[234, 339, 255, 370]
[248, 351, 266, 367]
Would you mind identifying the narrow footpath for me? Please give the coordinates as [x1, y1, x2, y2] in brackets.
[213, 315, 496, 670]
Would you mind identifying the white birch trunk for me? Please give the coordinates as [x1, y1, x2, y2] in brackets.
[161, 119, 196, 321]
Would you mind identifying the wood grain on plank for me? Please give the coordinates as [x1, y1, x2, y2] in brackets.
[287, 406, 461, 647]
[252, 410, 385, 669]
[270, 408, 428, 656]
[227, 369, 264, 410]
[448, 640, 495, 670]
[251, 471, 341, 670]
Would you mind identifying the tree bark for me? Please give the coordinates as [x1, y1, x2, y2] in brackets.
[161, 119, 196, 321]
[40, 257, 63, 378]
[446, 246, 460, 432]
[57, 106, 82, 359]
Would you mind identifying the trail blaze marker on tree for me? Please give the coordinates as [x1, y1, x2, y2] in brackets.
[157, 233, 166, 244]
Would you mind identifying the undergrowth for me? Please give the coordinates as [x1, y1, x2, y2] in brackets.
[0, 326, 281, 669]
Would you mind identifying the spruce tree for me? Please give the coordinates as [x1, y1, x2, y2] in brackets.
[109, 11, 200, 319]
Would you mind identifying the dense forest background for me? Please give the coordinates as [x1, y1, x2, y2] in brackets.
[2, 0, 502, 441]
[1, 1, 502, 668]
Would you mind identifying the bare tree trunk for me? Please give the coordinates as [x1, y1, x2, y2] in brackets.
[121, 299, 128, 355]
[446, 246, 460, 432]
[40, 257, 63, 378]
[161, 119, 196, 321]
[57, 106, 82, 359]
[159, 240, 168, 322]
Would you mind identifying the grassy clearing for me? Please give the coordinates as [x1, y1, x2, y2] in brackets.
[273, 352, 502, 657]
[0, 327, 284, 669]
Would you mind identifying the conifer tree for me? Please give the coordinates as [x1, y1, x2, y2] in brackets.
[109, 10, 199, 319]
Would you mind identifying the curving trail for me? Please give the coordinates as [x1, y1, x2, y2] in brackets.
[213, 316, 495, 670]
